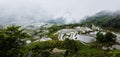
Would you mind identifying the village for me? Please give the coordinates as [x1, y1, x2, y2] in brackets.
[25, 24, 120, 50]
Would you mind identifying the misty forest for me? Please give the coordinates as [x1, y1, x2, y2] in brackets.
[1, 0, 120, 57]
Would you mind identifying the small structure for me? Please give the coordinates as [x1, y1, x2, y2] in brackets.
[26, 40, 32, 44]
[75, 26, 92, 34]
[40, 37, 52, 41]
[52, 48, 66, 53]
[91, 24, 101, 30]
[56, 26, 93, 40]
[33, 38, 52, 42]
[57, 29, 78, 40]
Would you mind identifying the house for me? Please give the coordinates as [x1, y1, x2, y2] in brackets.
[91, 24, 101, 30]
[56, 26, 93, 40]
[56, 29, 78, 40]
[52, 48, 66, 53]
[33, 37, 52, 42]
[40, 37, 52, 41]
[75, 26, 92, 34]
[26, 40, 32, 44]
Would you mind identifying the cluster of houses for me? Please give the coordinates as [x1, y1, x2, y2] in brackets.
[56, 24, 101, 41]
[28, 24, 117, 44]
[26, 24, 101, 44]
[25, 24, 120, 50]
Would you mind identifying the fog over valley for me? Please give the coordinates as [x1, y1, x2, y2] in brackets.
[1, 0, 120, 57]
[0, 0, 120, 26]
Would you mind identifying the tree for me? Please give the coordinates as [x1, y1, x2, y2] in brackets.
[95, 32, 119, 50]
[63, 38, 80, 56]
[0, 26, 30, 57]
[81, 11, 120, 31]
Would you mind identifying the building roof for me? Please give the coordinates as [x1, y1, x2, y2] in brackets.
[57, 29, 78, 34]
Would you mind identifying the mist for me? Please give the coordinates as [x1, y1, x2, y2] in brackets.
[0, 0, 120, 26]
[0, 0, 51, 26]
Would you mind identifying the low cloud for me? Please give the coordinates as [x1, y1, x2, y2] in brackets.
[0, 0, 120, 26]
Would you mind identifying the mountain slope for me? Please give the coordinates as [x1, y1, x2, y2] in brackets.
[81, 11, 120, 31]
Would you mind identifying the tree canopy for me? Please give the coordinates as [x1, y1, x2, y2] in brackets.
[95, 32, 119, 50]
[81, 11, 120, 31]
[0, 26, 30, 57]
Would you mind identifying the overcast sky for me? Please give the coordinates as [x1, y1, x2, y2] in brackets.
[0, 0, 120, 25]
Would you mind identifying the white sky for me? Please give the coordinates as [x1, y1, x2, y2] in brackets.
[0, 0, 120, 24]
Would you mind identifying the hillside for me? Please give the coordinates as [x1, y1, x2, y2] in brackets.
[81, 11, 120, 31]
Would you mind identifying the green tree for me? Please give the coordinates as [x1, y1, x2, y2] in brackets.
[0, 26, 30, 57]
[81, 11, 120, 31]
[95, 32, 119, 50]
[63, 38, 80, 57]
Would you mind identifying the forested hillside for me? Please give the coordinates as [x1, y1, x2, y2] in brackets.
[81, 11, 120, 31]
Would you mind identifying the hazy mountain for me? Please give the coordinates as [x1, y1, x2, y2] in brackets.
[82, 10, 120, 30]
[47, 17, 65, 24]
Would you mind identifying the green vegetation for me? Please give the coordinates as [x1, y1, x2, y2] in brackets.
[27, 39, 93, 57]
[48, 23, 81, 33]
[49, 33, 58, 40]
[95, 32, 119, 50]
[0, 26, 30, 57]
[28, 38, 120, 57]
[0, 26, 120, 57]
[81, 11, 120, 31]
[1, 11, 120, 57]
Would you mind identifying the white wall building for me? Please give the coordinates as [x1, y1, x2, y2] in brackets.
[57, 29, 78, 40]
